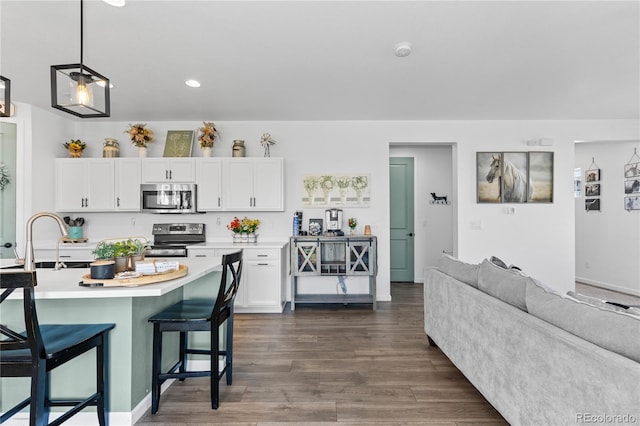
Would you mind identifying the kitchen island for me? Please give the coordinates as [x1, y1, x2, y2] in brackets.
[1, 257, 223, 426]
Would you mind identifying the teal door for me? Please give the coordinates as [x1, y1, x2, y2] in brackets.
[0, 122, 17, 259]
[389, 157, 414, 282]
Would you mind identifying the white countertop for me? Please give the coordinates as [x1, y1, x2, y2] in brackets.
[3, 257, 222, 300]
[190, 239, 288, 249]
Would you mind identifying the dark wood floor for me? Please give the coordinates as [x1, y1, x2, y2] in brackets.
[136, 283, 507, 425]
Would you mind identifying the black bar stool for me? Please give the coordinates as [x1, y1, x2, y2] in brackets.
[148, 250, 243, 413]
[0, 270, 115, 426]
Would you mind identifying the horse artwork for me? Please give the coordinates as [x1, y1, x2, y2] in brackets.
[484, 153, 533, 203]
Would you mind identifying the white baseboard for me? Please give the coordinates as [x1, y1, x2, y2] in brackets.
[575, 276, 640, 297]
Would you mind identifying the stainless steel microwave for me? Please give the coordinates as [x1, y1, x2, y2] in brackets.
[140, 183, 198, 214]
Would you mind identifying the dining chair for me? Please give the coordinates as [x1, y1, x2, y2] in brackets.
[148, 250, 243, 413]
[0, 270, 115, 426]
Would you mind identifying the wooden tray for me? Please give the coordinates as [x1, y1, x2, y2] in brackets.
[79, 264, 188, 287]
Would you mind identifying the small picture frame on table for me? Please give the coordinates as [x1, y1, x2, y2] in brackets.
[308, 219, 323, 236]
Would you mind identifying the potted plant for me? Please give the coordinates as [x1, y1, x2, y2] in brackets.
[93, 241, 115, 260]
[227, 216, 261, 243]
[63, 139, 87, 158]
[198, 121, 218, 157]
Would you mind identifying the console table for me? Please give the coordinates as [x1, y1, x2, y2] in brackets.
[290, 235, 377, 310]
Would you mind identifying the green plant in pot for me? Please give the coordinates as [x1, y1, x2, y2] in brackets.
[93, 241, 115, 260]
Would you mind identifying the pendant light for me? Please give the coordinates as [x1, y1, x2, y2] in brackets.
[50, 0, 110, 118]
[0, 76, 10, 117]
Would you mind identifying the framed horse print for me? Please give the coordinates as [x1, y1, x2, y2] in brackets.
[477, 151, 554, 204]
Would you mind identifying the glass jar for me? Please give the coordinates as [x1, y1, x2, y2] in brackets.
[103, 138, 120, 157]
[232, 140, 246, 157]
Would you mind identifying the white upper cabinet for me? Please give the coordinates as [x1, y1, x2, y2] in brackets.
[56, 159, 115, 212]
[195, 159, 223, 211]
[142, 158, 195, 183]
[222, 158, 283, 211]
[56, 158, 141, 212]
[114, 159, 141, 211]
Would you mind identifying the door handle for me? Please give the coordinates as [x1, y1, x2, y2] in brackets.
[4, 242, 12, 248]
[407, 233, 414, 237]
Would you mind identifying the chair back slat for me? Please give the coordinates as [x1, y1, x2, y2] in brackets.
[0, 271, 45, 362]
[213, 251, 243, 318]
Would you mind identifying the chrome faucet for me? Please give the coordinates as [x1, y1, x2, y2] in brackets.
[24, 212, 69, 271]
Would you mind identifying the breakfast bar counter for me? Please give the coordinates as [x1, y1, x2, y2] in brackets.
[0, 257, 223, 426]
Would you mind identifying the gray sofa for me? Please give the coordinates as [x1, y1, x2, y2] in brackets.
[423, 255, 640, 426]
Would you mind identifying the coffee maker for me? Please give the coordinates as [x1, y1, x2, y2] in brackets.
[325, 209, 344, 234]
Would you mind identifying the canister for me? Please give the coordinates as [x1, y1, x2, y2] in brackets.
[232, 140, 246, 157]
[103, 138, 120, 157]
[90, 260, 115, 279]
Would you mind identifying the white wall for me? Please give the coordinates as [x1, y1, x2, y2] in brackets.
[390, 145, 454, 281]
[575, 140, 640, 296]
[17, 107, 640, 297]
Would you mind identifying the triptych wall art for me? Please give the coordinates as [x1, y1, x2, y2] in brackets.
[302, 174, 370, 207]
[476, 152, 553, 204]
[584, 158, 601, 212]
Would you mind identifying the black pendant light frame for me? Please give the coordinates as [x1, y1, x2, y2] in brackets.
[51, 0, 110, 118]
[0, 75, 10, 117]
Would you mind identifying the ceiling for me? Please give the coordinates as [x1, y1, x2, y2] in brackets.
[1, 0, 638, 122]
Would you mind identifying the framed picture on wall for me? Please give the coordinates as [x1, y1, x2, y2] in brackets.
[624, 179, 640, 194]
[624, 162, 640, 178]
[625, 196, 640, 210]
[476, 152, 502, 203]
[308, 218, 323, 236]
[585, 169, 600, 182]
[585, 198, 600, 212]
[585, 183, 600, 196]
[528, 152, 554, 203]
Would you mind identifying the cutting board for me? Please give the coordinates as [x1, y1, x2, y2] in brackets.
[79, 264, 188, 287]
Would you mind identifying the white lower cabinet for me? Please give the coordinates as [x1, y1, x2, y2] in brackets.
[187, 244, 287, 313]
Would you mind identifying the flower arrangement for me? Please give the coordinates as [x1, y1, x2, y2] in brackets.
[126, 123, 154, 148]
[336, 176, 351, 189]
[320, 176, 335, 191]
[352, 175, 368, 190]
[348, 217, 357, 230]
[63, 139, 86, 157]
[227, 216, 261, 234]
[198, 121, 218, 148]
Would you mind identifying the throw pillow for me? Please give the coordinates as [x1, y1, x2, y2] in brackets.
[436, 254, 479, 288]
[566, 291, 640, 319]
[478, 258, 529, 311]
[526, 281, 640, 363]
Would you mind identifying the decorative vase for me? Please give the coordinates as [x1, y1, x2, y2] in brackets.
[241, 232, 249, 243]
[138, 147, 147, 157]
[202, 147, 212, 157]
[233, 233, 242, 243]
[248, 232, 257, 243]
[350, 228, 356, 236]
[69, 149, 83, 158]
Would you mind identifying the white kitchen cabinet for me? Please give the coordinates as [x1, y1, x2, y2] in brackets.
[114, 158, 141, 211]
[56, 159, 115, 211]
[187, 244, 287, 313]
[142, 158, 195, 183]
[56, 159, 141, 212]
[195, 159, 223, 210]
[222, 158, 283, 211]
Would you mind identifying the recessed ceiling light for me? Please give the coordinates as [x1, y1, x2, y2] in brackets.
[103, 0, 126, 7]
[394, 42, 412, 58]
[185, 79, 201, 88]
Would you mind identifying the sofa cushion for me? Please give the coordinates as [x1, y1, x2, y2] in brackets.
[478, 258, 528, 311]
[527, 281, 640, 363]
[436, 254, 479, 288]
[566, 291, 640, 318]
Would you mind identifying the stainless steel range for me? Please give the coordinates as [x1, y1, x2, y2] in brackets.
[146, 223, 205, 258]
